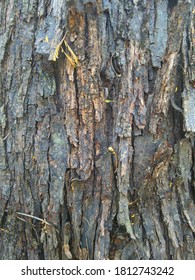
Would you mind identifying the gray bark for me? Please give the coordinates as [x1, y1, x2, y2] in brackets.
[0, 0, 194, 260]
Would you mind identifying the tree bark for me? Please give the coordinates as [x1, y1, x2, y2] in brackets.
[0, 0, 194, 260]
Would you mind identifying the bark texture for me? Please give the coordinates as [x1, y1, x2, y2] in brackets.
[0, 0, 195, 260]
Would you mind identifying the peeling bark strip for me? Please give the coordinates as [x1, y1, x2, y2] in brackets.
[0, 0, 195, 260]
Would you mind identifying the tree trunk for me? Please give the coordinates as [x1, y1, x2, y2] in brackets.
[0, 0, 194, 260]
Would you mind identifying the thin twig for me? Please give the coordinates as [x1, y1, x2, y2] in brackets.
[3, 133, 9, 141]
[16, 212, 51, 226]
[170, 96, 183, 115]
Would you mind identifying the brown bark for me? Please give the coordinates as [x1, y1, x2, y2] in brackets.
[0, 0, 194, 260]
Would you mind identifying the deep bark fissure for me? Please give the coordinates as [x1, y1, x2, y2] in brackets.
[73, 68, 80, 128]
[54, 63, 63, 113]
[46, 116, 51, 208]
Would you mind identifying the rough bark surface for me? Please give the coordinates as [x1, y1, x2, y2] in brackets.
[0, 0, 194, 260]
